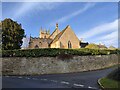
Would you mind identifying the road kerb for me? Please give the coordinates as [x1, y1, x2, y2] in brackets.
[98, 78, 105, 90]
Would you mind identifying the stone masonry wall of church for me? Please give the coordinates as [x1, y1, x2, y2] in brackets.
[50, 26, 80, 49]
[29, 39, 49, 49]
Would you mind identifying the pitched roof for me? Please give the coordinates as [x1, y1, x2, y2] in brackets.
[48, 28, 60, 39]
[50, 25, 70, 44]
[97, 44, 107, 48]
[109, 46, 116, 49]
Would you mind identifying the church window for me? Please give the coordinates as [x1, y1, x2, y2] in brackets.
[35, 45, 39, 49]
[39, 42, 42, 47]
[44, 36, 46, 38]
[68, 41, 72, 48]
[60, 42, 62, 48]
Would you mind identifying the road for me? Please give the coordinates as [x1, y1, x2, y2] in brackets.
[2, 66, 117, 89]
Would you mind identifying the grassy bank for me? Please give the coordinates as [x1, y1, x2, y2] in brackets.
[99, 77, 120, 89]
[98, 67, 120, 89]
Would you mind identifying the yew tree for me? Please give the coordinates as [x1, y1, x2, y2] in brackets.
[2, 18, 25, 50]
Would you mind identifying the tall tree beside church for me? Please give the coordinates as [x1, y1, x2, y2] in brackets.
[2, 18, 25, 50]
[0, 22, 2, 49]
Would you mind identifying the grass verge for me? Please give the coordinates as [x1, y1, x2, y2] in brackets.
[99, 77, 120, 89]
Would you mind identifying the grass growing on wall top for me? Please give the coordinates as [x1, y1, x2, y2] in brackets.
[2, 48, 120, 57]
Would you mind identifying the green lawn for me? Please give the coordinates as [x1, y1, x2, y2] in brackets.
[99, 77, 120, 89]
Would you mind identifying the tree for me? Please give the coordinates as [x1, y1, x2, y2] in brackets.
[2, 18, 25, 50]
[109, 45, 116, 50]
[0, 22, 2, 50]
[85, 43, 99, 49]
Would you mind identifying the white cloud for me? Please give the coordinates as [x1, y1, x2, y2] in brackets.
[94, 31, 118, 41]
[14, 2, 61, 19]
[0, 2, 2, 21]
[50, 3, 96, 25]
[14, 3, 37, 19]
[2, 0, 119, 2]
[2, 0, 68, 2]
[21, 37, 30, 49]
[79, 19, 118, 47]
[94, 31, 118, 47]
[80, 19, 118, 39]
[96, 38, 118, 48]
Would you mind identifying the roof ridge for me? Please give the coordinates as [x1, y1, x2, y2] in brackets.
[50, 25, 70, 44]
[48, 28, 60, 38]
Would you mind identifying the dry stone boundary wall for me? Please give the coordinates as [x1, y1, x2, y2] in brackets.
[2, 54, 118, 75]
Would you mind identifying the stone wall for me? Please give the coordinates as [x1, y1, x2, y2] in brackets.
[29, 38, 50, 49]
[2, 54, 118, 75]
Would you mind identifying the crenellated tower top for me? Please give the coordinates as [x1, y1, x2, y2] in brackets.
[39, 27, 50, 38]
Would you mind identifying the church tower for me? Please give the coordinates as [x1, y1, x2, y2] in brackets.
[39, 27, 50, 38]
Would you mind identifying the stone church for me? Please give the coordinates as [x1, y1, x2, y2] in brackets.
[28, 24, 82, 49]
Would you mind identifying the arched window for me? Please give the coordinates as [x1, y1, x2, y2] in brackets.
[68, 41, 72, 48]
[44, 36, 46, 38]
[35, 45, 39, 49]
[39, 42, 42, 47]
[60, 42, 62, 48]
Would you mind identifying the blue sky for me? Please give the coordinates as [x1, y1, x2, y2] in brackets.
[2, 2, 118, 47]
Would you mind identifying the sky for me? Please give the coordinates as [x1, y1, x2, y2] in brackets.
[1, 1, 118, 48]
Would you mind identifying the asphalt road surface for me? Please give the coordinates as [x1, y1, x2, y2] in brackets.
[2, 66, 117, 89]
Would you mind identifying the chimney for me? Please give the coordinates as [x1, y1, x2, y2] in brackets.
[56, 23, 58, 28]
[80, 38, 83, 42]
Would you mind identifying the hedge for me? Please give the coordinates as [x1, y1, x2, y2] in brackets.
[1, 48, 120, 57]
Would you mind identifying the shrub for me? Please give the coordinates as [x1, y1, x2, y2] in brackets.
[85, 43, 99, 49]
[2, 48, 119, 57]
